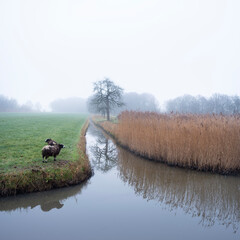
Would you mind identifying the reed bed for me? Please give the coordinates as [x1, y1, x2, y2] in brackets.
[95, 111, 240, 175]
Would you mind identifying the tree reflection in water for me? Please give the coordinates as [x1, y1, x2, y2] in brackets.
[88, 123, 118, 172]
[117, 148, 240, 233]
[88, 123, 240, 233]
[90, 139, 118, 172]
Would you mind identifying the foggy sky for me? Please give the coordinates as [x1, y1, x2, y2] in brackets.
[0, 0, 239, 111]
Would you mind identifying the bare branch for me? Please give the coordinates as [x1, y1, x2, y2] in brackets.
[88, 78, 124, 120]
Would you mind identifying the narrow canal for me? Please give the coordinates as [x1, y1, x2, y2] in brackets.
[0, 123, 239, 240]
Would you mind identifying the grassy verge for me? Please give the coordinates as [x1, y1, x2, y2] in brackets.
[0, 113, 92, 196]
[92, 112, 240, 175]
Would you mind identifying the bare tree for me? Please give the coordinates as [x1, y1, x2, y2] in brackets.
[89, 78, 124, 120]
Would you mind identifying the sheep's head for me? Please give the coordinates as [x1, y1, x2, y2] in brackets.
[59, 144, 65, 149]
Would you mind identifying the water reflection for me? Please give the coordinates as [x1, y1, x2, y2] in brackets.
[90, 139, 118, 172]
[1, 122, 239, 236]
[117, 149, 240, 232]
[0, 181, 88, 212]
[88, 122, 118, 172]
[89, 123, 240, 233]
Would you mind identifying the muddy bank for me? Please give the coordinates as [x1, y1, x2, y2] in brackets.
[0, 120, 92, 196]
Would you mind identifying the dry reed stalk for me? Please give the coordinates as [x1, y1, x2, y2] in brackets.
[95, 111, 240, 174]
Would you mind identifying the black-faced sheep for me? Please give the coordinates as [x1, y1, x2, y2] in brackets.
[45, 138, 57, 146]
[42, 144, 65, 163]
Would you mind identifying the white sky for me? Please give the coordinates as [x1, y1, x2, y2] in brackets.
[0, 0, 240, 110]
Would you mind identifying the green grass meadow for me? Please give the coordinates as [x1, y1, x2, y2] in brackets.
[0, 113, 88, 173]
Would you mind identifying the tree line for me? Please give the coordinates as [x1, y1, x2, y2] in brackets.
[1, 79, 239, 115]
[87, 78, 240, 117]
[0, 95, 41, 112]
[165, 94, 240, 114]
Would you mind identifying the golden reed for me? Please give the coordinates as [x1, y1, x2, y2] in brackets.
[96, 111, 240, 175]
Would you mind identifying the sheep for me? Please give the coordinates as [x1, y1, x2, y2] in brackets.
[45, 138, 57, 146]
[42, 143, 65, 163]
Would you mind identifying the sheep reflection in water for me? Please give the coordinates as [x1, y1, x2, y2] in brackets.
[0, 181, 88, 213]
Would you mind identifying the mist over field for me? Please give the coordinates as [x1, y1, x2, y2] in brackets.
[1, 92, 240, 115]
[1, 2, 240, 238]
[0, 0, 239, 111]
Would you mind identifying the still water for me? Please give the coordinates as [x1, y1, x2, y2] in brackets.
[0, 123, 239, 240]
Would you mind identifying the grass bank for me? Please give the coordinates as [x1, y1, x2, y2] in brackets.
[92, 111, 240, 175]
[0, 113, 92, 196]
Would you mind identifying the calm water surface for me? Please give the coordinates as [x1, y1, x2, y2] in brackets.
[0, 123, 239, 240]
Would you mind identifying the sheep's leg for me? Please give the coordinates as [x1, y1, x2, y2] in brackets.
[54, 155, 56, 161]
